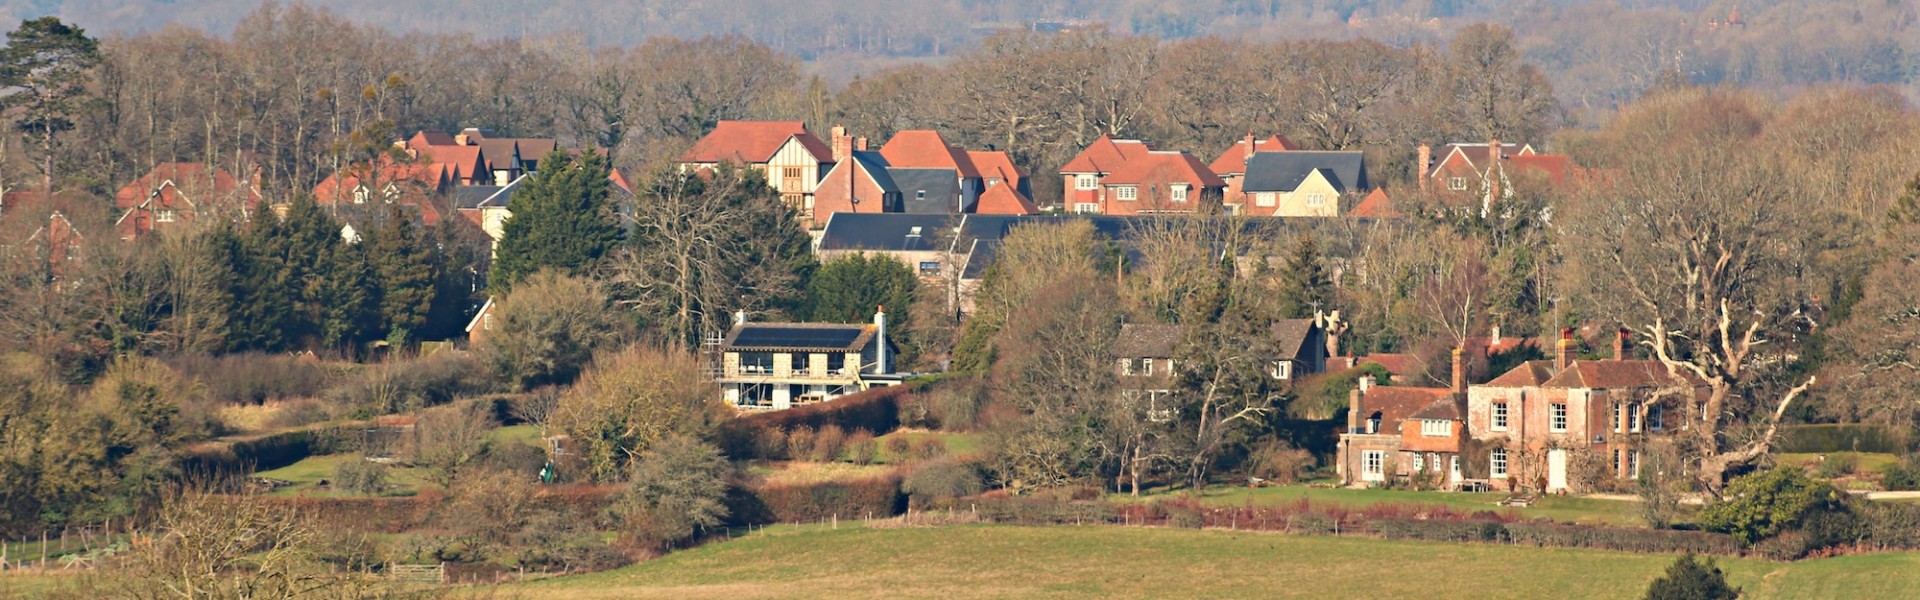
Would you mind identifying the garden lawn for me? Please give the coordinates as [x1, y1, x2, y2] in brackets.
[487, 424, 546, 449]
[1110, 484, 1649, 526]
[1777, 452, 1900, 474]
[499, 524, 1920, 599]
[252, 454, 433, 497]
[872, 430, 982, 463]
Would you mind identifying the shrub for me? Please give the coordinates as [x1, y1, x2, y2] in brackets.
[1864, 501, 1920, 549]
[973, 498, 1118, 526]
[1700, 467, 1849, 546]
[614, 435, 732, 549]
[812, 425, 847, 462]
[442, 468, 540, 548]
[715, 386, 911, 458]
[1643, 554, 1740, 600]
[787, 427, 817, 461]
[1880, 457, 1920, 491]
[172, 353, 331, 405]
[731, 474, 903, 523]
[1376, 519, 1506, 543]
[480, 271, 623, 390]
[1246, 441, 1314, 484]
[846, 429, 877, 465]
[1752, 529, 1817, 561]
[326, 352, 493, 416]
[332, 457, 389, 495]
[1778, 424, 1908, 454]
[1504, 523, 1740, 555]
[753, 427, 789, 461]
[901, 459, 984, 502]
[885, 434, 912, 458]
[552, 346, 725, 482]
[910, 438, 947, 462]
[896, 392, 935, 429]
[1815, 454, 1858, 478]
[928, 381, 985, 430]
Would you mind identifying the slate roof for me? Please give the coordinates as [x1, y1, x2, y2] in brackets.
[1242, 151, 1368, 193]
[889, 168, 966, 213]
[722, 323, 878, 352]
[1270, 319, 1319, 360]
[1359, 386, 1457, 432]
[451, 185, 504, 210]
[850, 151, 898, 192]
[678, 121, 832, 164]
[1209, 135, 1298, 176]
[1117, 323, 1185, 358]
[817, 212, 958, 252]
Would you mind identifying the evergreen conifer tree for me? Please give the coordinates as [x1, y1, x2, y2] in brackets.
[1275, 235, 1333, 319]
[491, 150, 622, 288]
[366, 206, 437, 345]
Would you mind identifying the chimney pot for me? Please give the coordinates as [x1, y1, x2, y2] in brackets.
[855, 137, 868, 151]
[1243, 133, 1257, 164]
[1614, 327, 1631, 361]
[1556, 327, 1575, 371]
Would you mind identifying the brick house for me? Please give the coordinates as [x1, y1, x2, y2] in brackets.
[1235, 151, 1368, 217]
[312, 160, 451, 226]
[1060, 136, 1225, 215]
[815, 128, 1035, 222]
[1210, 134, 1299, 208]
[1338, 350, 1468, 488]
[1465, 329, 1708, 493]
[876, 130, 984, 214]
[677, 120, 835, 216]
[1116, 323, 1183, 421]
[113, 162, 264, 240]
[1059, 135, 1153, 213]
[1416, 140, 1584, 215]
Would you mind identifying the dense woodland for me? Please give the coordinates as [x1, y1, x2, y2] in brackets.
[0, 1, 1918, 593]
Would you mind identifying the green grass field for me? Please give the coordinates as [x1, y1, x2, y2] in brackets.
[872, 430, 983, 463]
[252, 454, 432, 497]
[501, 524, 1920, 599]
[1112, 483, 1651, 525]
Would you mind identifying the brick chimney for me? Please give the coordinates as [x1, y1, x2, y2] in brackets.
[1555, 327, 1575, 372]
[831, 125, 852, 162]
[1451, 347, 1466, 393]
[1242, 133, 1257, 166]
[1348, 383, 1365, 433]
[1614, 328, 1630, 361]
[855, 136, 868, 151]
[1417, 143, 1431, 195]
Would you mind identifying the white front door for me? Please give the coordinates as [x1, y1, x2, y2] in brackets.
[1449, 455, 1462, 485]
[1547, 449, 1569, 492]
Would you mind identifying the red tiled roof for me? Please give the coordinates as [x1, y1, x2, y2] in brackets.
[411, 131, 456, 147]
[678, 121, 831, 164]
[1360, 386, 1457, 432]
[974, 183, 1039, 215]
[1348, 188, 1400, 218]
[1544, 360, 1702, 389]
[1483, 360, 1557, 387]
[1061, 134, 1152, 174]
[1429, 143, 1533, 177]
[1209, 135, 1298, 176]
[1102, 151, 1225, 188]
[416, 144, 487, 184]
[879, 130, 980, 178]
[114, 162, 261, 210]
[1503, 154, 1579, 185]
[966, 150, 1023, 188]
[1359, 353, 1425, 380]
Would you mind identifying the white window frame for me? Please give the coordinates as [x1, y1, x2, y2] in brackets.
[1073, 202, 1100, 214]
[1412, 453, 1424, 472]
[1362, 450, 1385, 482]
[353, 186, 369, 204]
[1448, 176, 1467, 191]
[154, 209, 178, 223]
[1630, 450, 1642, 479]
[1119, 358, 1135, 377]
[1492, 402, 1509, 431]
[1075, 174, 1097, 190]
[1491, 448, 1508, 478]
[1116, 186, 1138, 201]
[1629, 402, 1643, 433]
[1306, 193, 1328, 209]
[1649, 404, 1664, 431]
[1140, 358, 1154, 376]
[1420, 420, 1449, 437]
[1255, 192, 1276, 207]
[1550, 403, 1568, 433]
[1171, 184, 1189, 203]
[1270, 360, 1292, 380]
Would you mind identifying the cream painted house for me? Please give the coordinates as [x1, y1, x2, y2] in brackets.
[1235, 151, 1369, 217]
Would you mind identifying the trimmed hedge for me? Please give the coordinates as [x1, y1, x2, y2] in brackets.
[728, 474, 904, 524]
[1504, 522, 1740, 555]
[181, 423, 362, 475]
[1778, 424, 1910, 454]
[718, 386, 914, 460]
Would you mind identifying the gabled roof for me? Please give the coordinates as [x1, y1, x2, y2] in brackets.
[974, 183, 1039, 215]
[411, 131, 456, 147]
[1358, 353, 1425, 381]
[966, 150, 1023, 187]
[1117, 323, 1184, 358]
[879, 130, 980, 178]
[114, 162, 262, 210]
[1428, 143, 1534, 178]
[1271, 319, 1320, 360]
[1101, 151, 1226, 189]
[722, 322, 879, 353]
[1408, 399, 1462, 421]
[451, 185, 505, 210]
[677, 121, 832, 164]
[1242, 151, 1368, 193]
[1359, 386, 1457, 432]
[1209, 135, 1299, 176]
[1483, 360, 1557, 388]
[1061, 135, 1153, 174]
[1348, 188, 1400, 219]
[889, 168, 966, 213]
[1503, 154, 1579, 185]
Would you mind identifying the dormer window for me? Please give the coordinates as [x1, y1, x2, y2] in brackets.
[383, 183, 401, 202]
[352, 186, 369, 204]
[1171, 185, 1188, 203]
[1420, 420, 1450, 437]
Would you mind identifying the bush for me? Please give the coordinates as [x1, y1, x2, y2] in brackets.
[1880, 457, 1920, 491]
[1814, 454, 1858, 478]
[715, 385, 911, 459]
[901, 459, 984, 502]
[910, 438, 947, 462]
[332, 457, 389, 495]
[885, 434, 912, 458]
[615, 435, 732, 549]
[928, 381, 985, 430]
[731, 474, 903, 523]
[811, 425, 847, 462]
[787, 427, 817, 461]
[553, 346, 725, 482]
[326, 353, 493, 416]
[1246, 441, 1314, 484]
[1751, 529, 1817, 561]
[753, 428, 790, 461]
[1643, 554, 1740, 600]
[1504, 523, 1740, 555]
[1700, 467, 1850, 546]
[973, 498, 1118, 526]
[172, 353, 331, 405]
[846, 430, 877, 465]
[1375, 519, 1507, 543]
[480, 271, 623, 390]
[1864, 501, 1920, 549]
